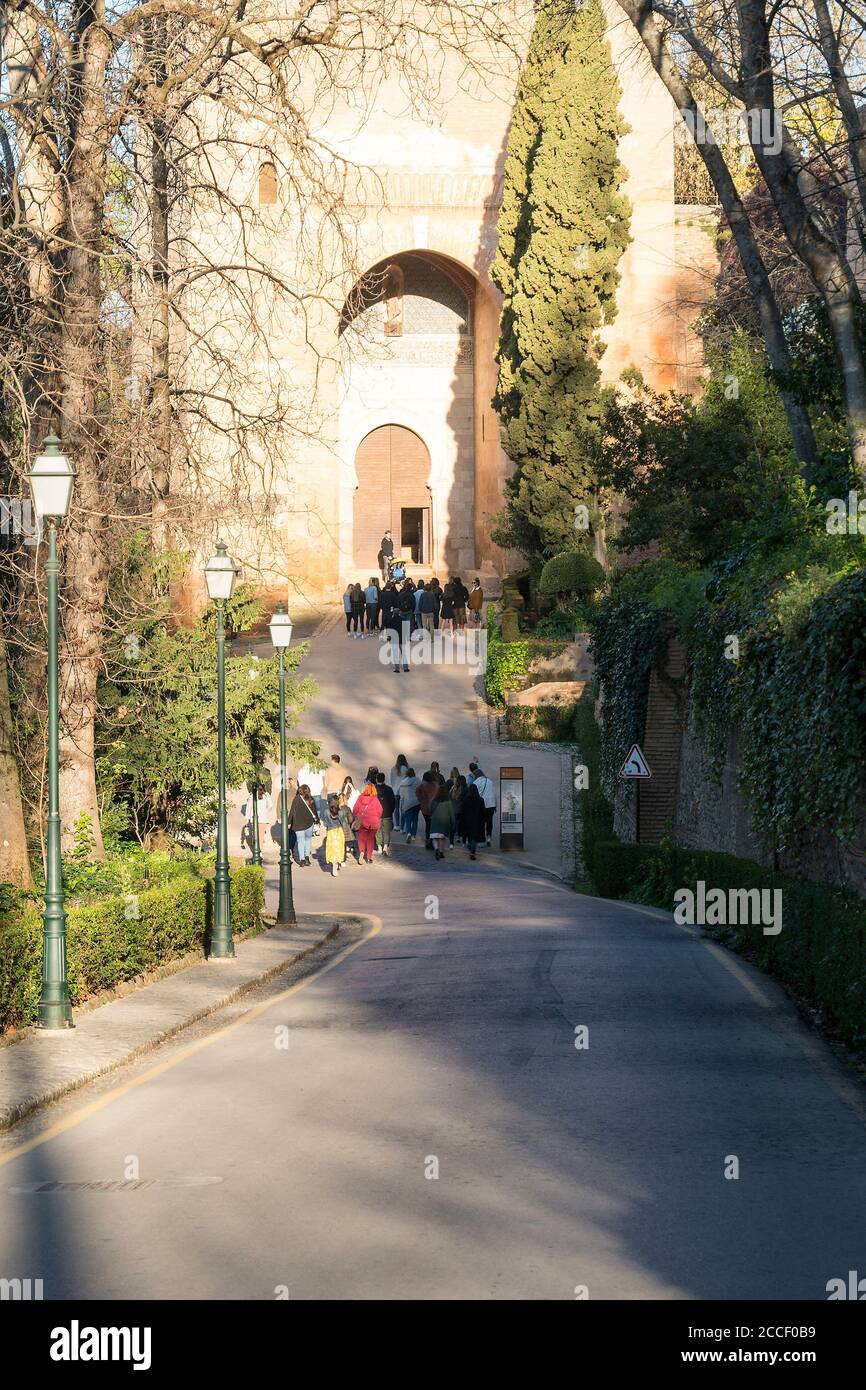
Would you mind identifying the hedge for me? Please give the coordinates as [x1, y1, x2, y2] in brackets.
[585, 838, 866, 1049]
[0, 863, 265, 1033]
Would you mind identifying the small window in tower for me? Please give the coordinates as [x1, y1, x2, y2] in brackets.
[258, 161, 278, 207]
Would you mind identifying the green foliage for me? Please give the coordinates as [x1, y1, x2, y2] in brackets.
[485, 610, 530, 707]
[97, 540, 319, 844]
[0, 859, 265, 1031]
[587, 585, 668, 795]
[600, 335, 801, 568]
[535, 602, 589, 638]
[538, 551, 604, 600]
[491, 0, 630, 559]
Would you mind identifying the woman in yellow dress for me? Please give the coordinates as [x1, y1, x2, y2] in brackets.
[323, 795, 350, 875]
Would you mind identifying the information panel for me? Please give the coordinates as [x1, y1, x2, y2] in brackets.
[500, 766, 524, 850]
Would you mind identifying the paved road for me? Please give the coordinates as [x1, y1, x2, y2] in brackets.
[3, 613, 866, 1300]
[2, 854, 866, 1300]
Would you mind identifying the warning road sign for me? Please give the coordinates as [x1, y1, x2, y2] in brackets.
[620, 743, 652, 778]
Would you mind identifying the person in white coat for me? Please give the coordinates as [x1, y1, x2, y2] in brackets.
[470, 764, 497, 845]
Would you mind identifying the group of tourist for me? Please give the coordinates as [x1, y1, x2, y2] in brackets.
[342, 574, 484, 638]
[273, 752, 498, 873]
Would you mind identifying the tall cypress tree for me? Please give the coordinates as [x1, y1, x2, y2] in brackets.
[491, 0, 631, 561]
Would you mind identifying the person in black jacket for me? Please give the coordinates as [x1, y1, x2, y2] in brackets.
[459, 782, 486, 860]
[452, 575, 469, 629]
[392, 583, 414, 672]
[375, 772, 396, 856]
[289, 784, 319, 866]
[379, 530, 394, 582]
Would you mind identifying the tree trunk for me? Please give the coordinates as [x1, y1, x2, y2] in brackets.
[735, 0, 866, 479]
[0, 626, 33, 887]
[56, 13, 112, 858]
[616, 0, 818, 472]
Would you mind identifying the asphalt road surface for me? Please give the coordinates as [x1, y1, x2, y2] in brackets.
[3, 854, 866, 1300]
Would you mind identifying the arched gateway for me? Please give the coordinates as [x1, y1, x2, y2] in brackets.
[353, 425, 432, 568]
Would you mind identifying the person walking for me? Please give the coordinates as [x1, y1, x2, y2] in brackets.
[296, 759, 326, 821]
[390, 753, 409, 829]
[289, 784, 319, 866]
[350, 582, 365, 638]
[429, 788, 455, 860]
[375, 772, 396, 856]
[393, 583, 414, 672]
[459, 782, 486, 860]
[417, 771, 438, 850]
[418, 582, 435, 636]
[351, 781, 382, 864]
[440, 580, 455, 634]
[323, 753, 347, 802]
[467, 577, 484, 626]
[380, 581, 398, 635]
[448, 771, 466, 847]
[453, 574, 469, 629]
[322, 795, 350, 875]
[339, 776, 360, 861]
[343, 583, 355, 635]
[472, 764, 497, 844]
[430, 577, 443, 629]
[398, 766, 421, 841]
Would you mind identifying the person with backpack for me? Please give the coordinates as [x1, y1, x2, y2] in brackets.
[351, 781, 383, 864]
[392, 583, 414, 672]
[471, 764, 497, 844]
[375, 772, 396, 856]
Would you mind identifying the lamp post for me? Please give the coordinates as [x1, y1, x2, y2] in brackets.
[28, 435, 75, 1029]
[204, 541, 239, 958]
[269, 603, 296, 925]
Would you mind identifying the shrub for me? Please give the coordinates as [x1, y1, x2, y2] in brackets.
[505, 703, 577, 742]
[539, 551, 605, 600]
[1, 874, 208, 1032]
[229, 865, 265, 933]
[485, 613, 530, 706]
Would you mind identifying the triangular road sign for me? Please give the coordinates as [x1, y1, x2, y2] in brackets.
[620, 743, 652, 778]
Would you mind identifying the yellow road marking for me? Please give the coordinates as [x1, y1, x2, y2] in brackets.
[0, 913, 382, 1170]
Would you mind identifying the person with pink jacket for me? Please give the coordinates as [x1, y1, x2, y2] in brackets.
[351, 781, 383, 864]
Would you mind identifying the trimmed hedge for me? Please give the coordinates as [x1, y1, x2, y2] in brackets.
[0, 862, 265, 1032]
[586, 838, 866, 1049]
[539, 550, 604, 599]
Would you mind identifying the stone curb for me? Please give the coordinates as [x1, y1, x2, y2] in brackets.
[0, 915, 350, 1133]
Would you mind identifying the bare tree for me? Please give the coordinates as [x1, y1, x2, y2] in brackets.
[0, 2, 520, 855]
[614, 0, 866, 475]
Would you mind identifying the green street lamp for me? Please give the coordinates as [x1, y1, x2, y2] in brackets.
[204, 541, 240, 958]
[28, 434, 75, 1029]
[269, 603, 296, 926]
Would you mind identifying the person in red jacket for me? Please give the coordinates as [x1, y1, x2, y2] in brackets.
[352, 782, 383, 863]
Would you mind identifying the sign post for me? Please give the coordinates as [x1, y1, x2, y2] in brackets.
[499, 766, 524, 850]
[619, 743, 652, 844]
